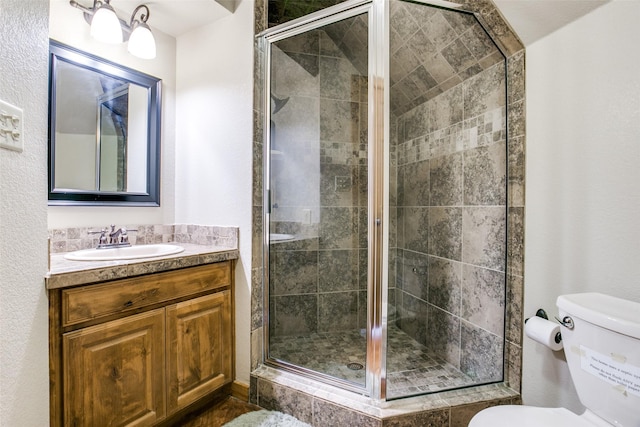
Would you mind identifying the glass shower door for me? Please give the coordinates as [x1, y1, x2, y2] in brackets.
[263, 0, 509, 401]
[265, 9, 370, 390]
[387, 0, 508, 399]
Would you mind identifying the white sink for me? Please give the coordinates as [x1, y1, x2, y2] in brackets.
[270, 233, 296, 242]
[64, 244, 185, 261]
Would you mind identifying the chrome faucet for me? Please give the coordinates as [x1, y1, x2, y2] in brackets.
[89, 225, 137, 249]
[108, 224, 125, 244]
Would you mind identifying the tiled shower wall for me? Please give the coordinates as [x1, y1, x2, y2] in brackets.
[389, 1, 508, 383]
[268, 22, 369, 338]
[393, 62, 507, 383]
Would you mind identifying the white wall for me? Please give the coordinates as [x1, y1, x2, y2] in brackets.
[175, 1, 254, 384]
[0, 1, 50, 425]
[523, 0, 640, 412]
[48, 0, 177, 228]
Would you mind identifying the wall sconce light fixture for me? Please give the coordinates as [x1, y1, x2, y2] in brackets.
[70, 0, 157, 59]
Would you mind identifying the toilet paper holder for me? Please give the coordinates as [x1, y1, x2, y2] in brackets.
[526, 308, 563, 344]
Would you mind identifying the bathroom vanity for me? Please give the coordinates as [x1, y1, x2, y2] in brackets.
[46, 243, 238, 427]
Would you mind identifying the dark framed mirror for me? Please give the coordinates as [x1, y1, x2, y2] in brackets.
[48, 40, 161, 206]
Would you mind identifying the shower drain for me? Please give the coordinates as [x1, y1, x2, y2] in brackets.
[347, 362, 364, 371]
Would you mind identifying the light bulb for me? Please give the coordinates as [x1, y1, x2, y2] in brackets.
[128, 21, 156, 59]
[90, 3, 123, 44]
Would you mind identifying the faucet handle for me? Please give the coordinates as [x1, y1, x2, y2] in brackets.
[120, 227, 128, 244]
[119, 227, 139, 244]
[114, 226, 138, 234]
[88, 228, 108, 245]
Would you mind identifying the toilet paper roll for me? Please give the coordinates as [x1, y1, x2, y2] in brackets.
[525, 316, 563, 351]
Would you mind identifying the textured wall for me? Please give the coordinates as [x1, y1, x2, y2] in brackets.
[0, 0, 51, 425]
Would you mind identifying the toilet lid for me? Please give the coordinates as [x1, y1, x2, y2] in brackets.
[469, 405, 599, 427]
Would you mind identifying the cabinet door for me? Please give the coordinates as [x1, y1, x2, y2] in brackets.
[63, 309, 165, 427]
[166, 291, 232, 414]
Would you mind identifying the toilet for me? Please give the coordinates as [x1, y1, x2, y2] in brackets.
[470, 292, 640, 427]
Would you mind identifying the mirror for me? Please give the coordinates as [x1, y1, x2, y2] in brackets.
[48, 40, 161, 205]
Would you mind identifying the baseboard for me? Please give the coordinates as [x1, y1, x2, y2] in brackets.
[231, 380, 250, 402]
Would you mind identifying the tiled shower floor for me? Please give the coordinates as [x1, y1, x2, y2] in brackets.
[269, 324, 476, 398]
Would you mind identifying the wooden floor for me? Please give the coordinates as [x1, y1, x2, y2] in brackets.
[175, 396, 262, 427]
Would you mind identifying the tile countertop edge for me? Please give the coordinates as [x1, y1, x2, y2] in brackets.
[45, 243, 239, 290]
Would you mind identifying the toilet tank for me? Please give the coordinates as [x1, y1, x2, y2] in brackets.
[556, 293, 640, 427]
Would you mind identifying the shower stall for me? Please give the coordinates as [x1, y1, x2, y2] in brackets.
[260, 0, 510, 402]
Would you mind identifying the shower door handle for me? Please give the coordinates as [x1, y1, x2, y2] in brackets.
[266, 190, 271, 214]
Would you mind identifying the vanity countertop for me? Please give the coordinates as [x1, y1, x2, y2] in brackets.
[46, 243, 239, 290]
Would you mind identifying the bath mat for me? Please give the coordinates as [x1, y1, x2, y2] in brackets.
[222, 410, 312, 427]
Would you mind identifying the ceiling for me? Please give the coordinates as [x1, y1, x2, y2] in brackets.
[60, 0, 609, 44]
[492, 0, 609, 46]
[116, 0, 237, 37]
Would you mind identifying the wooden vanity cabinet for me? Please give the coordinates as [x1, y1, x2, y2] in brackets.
[63, 309, 166, 426]
[49, 261, 235, 427]
[166, 290, 232, 413]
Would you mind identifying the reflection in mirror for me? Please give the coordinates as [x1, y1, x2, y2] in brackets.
[48, 40, 161, 205]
